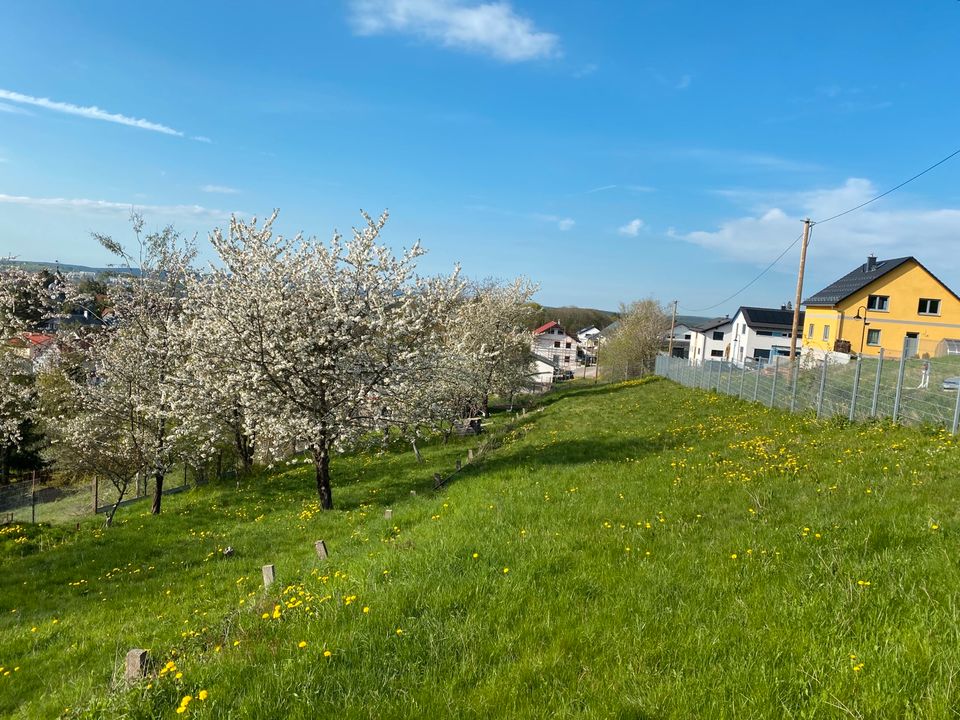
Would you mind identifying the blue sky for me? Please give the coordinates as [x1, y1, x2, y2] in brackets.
[2, 1, 960, 315]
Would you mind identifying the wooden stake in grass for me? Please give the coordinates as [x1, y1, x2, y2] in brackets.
[468, 448, 474, 461]
[314, 541, 329, 560]
[433, 472, 442, 489]
[124, 649, 149, 684]
[262, 564, 276, 588]
[410, 490, 417, 496]
[384, 509, 393, 520]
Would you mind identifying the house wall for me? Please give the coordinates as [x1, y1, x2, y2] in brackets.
[728, 311, 801, 366]
[804, 260, 960, 357]
[532, 326, 580, 369]
[688, 323, 733, 363]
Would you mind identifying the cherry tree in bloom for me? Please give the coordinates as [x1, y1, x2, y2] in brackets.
[189, 210, 461, 509]
[48, 218, 195, 517]
[402, 278, 537, 443]
[0, 267, 61, 467]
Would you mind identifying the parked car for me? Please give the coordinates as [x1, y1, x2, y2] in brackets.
[943, 376, 960, 391]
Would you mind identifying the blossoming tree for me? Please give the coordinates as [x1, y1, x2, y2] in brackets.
[189, 210, 461, 509]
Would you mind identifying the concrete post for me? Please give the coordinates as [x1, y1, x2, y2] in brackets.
[770, 356, 780, 408]
[893, 339, 909, 423]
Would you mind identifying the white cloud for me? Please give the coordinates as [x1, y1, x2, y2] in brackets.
[200, 184, 241, 194]
[584, 184, 655, 195]
[557, 217, 575, 231]
[348, 0, 560, 62]
[192, 135, 213, 144]
[0, 88, 187, 137]
[618, 218, 644, 236]
[0, 193, 237, 220]
[673, 147, 822, 173]
[670, 178, 960, 284]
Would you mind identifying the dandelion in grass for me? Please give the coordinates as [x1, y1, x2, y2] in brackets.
[472, 553, 479, 559]
[503, 567, 510, 574]
[857, 580, 871, 587]
[324, 650, 332, 658]
[198, 690, 208, 701]
[298, 641, 307, 649]
[730, 554, 737, 560]
[396, 628, 404, 636]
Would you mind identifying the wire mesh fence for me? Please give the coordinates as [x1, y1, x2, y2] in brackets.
[655, 335, 960, 433]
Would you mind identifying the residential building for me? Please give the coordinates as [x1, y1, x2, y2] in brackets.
[532, 321, 581, 372]
[803, 255, 960, 357]
[688, 316, 734, 363]
[667, 315, 710, 359]
[728, 306, 803, 366]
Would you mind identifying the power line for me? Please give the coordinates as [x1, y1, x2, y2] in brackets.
[815, 146, 960, 225]
[681, 144, 960, 314]
[680, 232, 803, 313]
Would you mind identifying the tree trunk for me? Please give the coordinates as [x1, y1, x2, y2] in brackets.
[411, 439, 423, 463]
[151, 471, 164, 514]
[106, 480, 130, 527]
[313, 445, 333, 510]
[235, 427, 254, 475]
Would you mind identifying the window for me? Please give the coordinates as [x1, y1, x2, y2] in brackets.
[918, 298, 941, 315]
[808, 323, 814, 338]
[866, 329, 881, 346]
[712, 331, 724, 341]
[565, 342, 571, 349]
[756, 330, 772, 336]
[684, 333, 691, 340]
[553, 341, 561, 348]
[710, 349, 723, 358]
[741, 324, 746, 334]
[563, 356, 570, 363]
[822, 325, 830, 341]
[867, 295, 889, 311]
[738, 347, 744, 360]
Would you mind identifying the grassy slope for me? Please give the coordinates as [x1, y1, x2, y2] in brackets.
[4, 380, 960, 718]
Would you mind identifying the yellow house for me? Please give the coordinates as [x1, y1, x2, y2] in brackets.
[803, 255, 960, 358]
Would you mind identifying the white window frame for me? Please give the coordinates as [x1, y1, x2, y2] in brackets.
[867, 295, 889, 311]
[866, 328, 881, 346]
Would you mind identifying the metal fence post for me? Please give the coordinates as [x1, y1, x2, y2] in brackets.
[893, 338, 909, 424]
[790, 357, 799, 412]
[816, 355, 828, 418]
[769, 356, 780, 408]
[738, 363, 747, 398]
[753, 365, 761, 402]
[952, 377, 960, 434]
[870, 349, 884, 417]
[848, 356, 863, 422]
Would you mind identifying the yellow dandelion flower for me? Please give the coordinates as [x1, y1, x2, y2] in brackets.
[503, 567, 510, 574]
[198, 690, 208, 701]
[324, 650, 332, 658]
[363, 607, 370, 614]
[396, 628, 404, 636]
[298, 641, 307, 648]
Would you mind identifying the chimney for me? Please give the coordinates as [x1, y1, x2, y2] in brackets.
[866, 254, 877, 272]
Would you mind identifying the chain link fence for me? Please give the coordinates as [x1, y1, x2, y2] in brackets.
[655, 335, 960, 431]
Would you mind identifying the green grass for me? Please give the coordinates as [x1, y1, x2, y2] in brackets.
[4, 378, 960, 718]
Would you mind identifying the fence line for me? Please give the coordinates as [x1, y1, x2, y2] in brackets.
[655, 335, 960, 433]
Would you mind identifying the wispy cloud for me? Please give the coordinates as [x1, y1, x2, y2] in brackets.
[469, 204, 574, 231]
[669, 178, 960, 283]
[0, 88, 204, 139]
[0, 102, 31, 115]
[618, 218, 644, 237]
[200, 184, 240, 195]
[0, 193, 237, 220]
[583, 184, 655, 195]
[672, 147, 822, 173]
[348, 0, 560, 62]
[573, 63, 598, 79]
[192, 135, 213, 144]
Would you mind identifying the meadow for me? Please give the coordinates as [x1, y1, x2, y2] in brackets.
[3, 378, 960, 718]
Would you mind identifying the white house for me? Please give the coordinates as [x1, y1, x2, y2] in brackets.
[532, 321, 580, 372]
[688, 317, 734, 363]
[728, 306, 804, 366]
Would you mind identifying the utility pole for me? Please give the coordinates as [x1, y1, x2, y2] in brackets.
[788, 219, 813, 361]
[667, 300, 678, 358]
